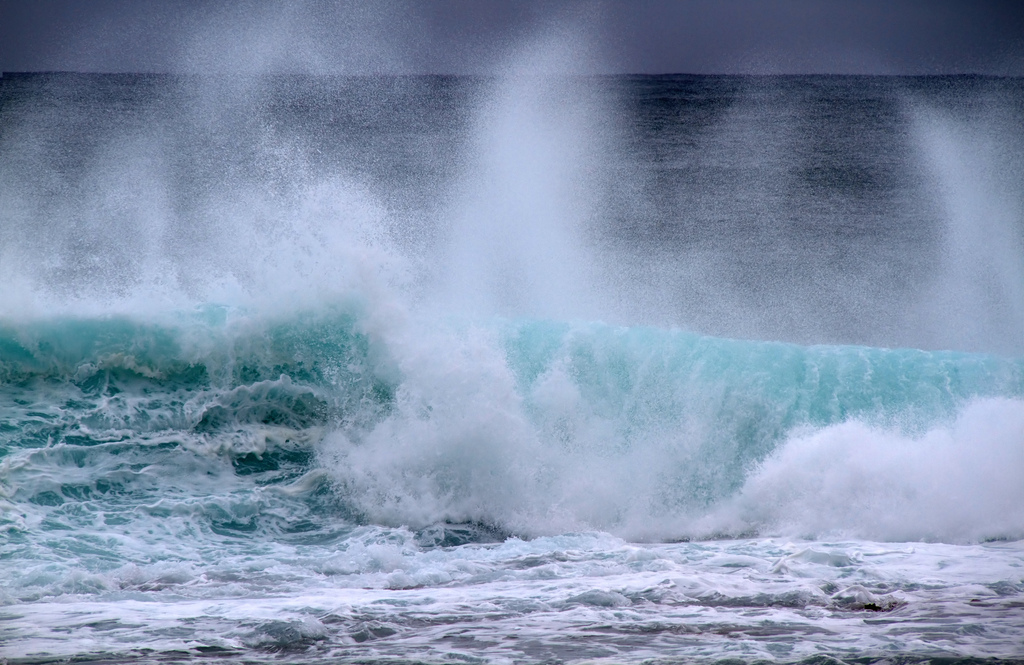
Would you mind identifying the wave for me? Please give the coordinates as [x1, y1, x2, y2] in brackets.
[323, 316, 1024, 541]
[2, 307, 1022, 543]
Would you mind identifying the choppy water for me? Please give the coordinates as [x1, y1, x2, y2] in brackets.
[1, 69, 1023, 664]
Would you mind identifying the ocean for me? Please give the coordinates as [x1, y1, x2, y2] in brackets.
[1, 70, 1023, 664]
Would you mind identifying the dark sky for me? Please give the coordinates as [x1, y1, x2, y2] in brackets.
[1, 0, 1022, 75]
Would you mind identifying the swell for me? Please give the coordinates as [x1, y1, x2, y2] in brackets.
[3, 312, 1017, 429]
[2, 308, 1023, 543]
[506, 318, 1023, 446]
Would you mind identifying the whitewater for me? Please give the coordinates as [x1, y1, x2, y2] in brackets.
[1, 63, 1024, 664]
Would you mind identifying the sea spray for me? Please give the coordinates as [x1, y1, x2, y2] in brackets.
[440, 30, 614, 321]
[911, 103, 1024, 355]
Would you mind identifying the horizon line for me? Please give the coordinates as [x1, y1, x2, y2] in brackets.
[3, 70, 1022, 79]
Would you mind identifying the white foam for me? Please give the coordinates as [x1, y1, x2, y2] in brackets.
[709, 398, 1024, 542]
[5, 536, 1024, 661]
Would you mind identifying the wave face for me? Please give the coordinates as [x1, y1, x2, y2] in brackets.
[4, 309, 1021, 548]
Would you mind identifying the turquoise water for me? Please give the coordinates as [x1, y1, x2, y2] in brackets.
[3, 307, 1022, 546]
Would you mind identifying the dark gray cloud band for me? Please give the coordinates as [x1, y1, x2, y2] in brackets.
[1, 0, 1022, 75]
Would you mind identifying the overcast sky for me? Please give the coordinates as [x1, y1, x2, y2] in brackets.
[1, 0, 1022, 75]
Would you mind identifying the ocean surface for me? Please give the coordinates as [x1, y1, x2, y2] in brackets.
[1, 70, 1023, 664]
